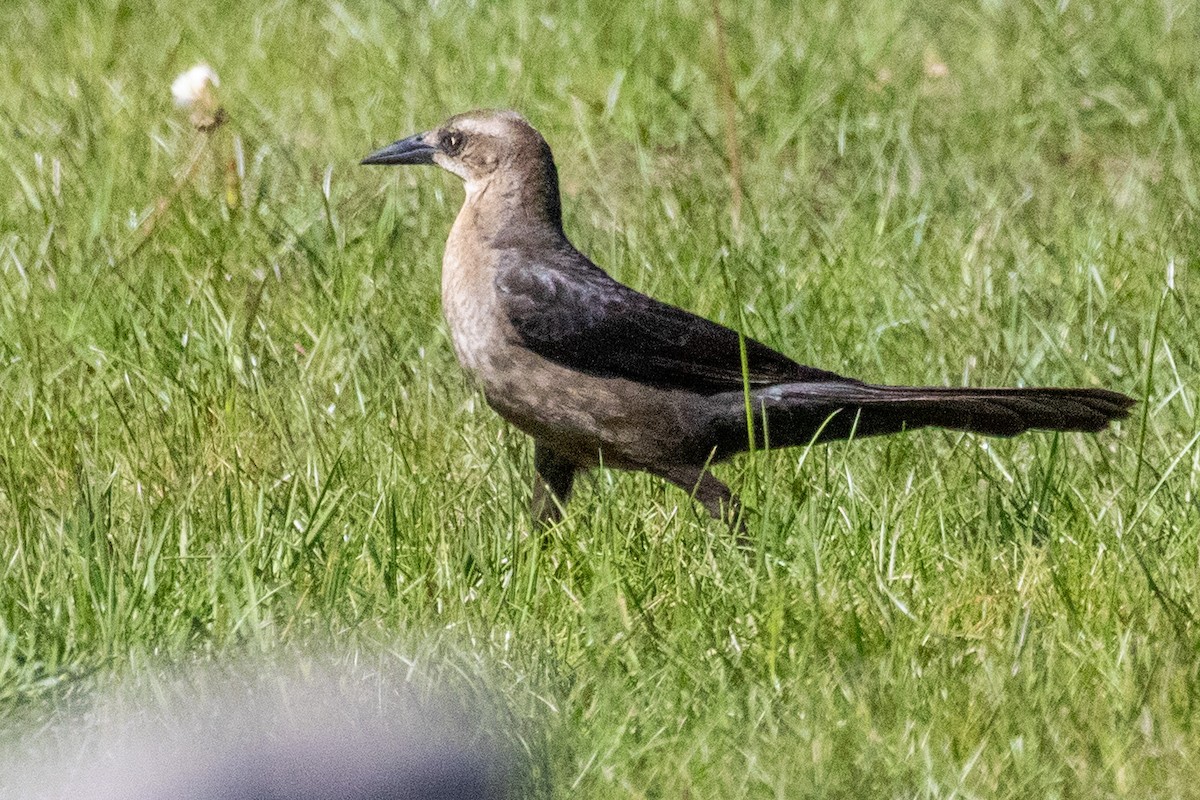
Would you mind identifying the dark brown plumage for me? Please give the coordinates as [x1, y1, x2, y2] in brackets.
[363, 110, 1134, 530]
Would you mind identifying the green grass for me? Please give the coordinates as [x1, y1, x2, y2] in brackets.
[1, 0, 1198, 796]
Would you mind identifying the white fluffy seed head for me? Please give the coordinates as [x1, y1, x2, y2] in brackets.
[171, 64, 219, 108]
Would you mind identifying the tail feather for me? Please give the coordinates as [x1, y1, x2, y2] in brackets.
[747, 381, 1135, 449]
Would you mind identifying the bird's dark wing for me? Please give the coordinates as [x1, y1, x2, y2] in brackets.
[496, 251, 845, 395]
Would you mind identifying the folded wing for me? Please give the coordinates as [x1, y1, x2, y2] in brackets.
[496, 250, 844, 395]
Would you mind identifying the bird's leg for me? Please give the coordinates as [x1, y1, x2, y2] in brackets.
[531, 441, 577, 529]
[647, 463, 749, 545]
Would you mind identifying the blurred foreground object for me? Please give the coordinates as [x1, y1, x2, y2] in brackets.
[5, 661, 514, 800]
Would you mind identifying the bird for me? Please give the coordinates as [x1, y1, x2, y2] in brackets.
[362, 110, 1134, 532]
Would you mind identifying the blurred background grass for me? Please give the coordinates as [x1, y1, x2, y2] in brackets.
[0, 0, 1197, 796]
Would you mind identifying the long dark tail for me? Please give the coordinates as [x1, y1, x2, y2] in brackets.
[743, 381, 1135, 450]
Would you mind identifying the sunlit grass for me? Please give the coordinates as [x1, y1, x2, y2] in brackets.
[0, 0, 1197, 796]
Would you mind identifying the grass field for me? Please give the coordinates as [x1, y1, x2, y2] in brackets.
[1, 0, 1198, 796]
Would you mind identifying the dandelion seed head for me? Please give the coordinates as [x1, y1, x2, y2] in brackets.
[171, 64, 220, 108]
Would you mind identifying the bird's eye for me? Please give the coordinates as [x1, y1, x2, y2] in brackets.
[442, 131, 466, 156]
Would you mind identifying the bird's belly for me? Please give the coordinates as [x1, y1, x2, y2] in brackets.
[481, 356, 700, 468]
[461, 342, 705, 468]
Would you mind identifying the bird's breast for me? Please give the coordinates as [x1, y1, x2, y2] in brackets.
[440, 247, 505, 377]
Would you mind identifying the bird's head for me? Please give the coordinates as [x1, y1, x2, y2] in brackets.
[362, 109, 550, 183]
[363, 109, 563, 228]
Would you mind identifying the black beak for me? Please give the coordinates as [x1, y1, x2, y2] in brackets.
[361, 133, 437, 166]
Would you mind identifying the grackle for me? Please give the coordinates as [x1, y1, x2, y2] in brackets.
[363, 110, 1133, 530]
